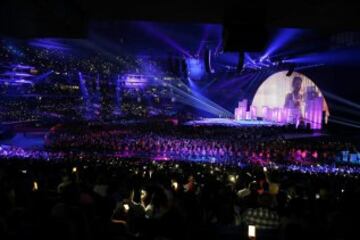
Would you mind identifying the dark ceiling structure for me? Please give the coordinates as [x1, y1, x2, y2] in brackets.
[1, 1, 360, 36]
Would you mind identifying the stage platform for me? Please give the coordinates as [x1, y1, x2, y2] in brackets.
[184, 118, 326, 139]
[184, 118, 283, 127]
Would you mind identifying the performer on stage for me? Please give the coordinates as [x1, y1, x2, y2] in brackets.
[284, 76, 305, 124]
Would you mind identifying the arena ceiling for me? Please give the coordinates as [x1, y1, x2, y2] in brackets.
[1, 1, 360, 38]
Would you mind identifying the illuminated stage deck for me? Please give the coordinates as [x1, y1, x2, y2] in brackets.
[184, 118, 283, 127]
[184, 118, 326, 139]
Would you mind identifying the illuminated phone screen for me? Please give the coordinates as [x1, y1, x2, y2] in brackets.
[248, 225, 256, 238]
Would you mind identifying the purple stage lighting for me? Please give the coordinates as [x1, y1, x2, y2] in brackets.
[196, 25, 211, 56]
[28, 39, 70, 51]
[323, 91, 360, 110]
[124, 74, 148, 88]
[14, 79, 33, 85]
[264, 28, 304, 58]
[12, 64, 34, 70]
[186, 58, 205, 80]
[285, 48, 360, 66]
[135, 22, 192, 58]
[3, 72, 33, 77]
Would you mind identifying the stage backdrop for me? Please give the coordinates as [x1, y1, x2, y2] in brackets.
[251, 71, 329, 128]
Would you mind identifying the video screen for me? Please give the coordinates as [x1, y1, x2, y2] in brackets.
[251, 71, 329, 129]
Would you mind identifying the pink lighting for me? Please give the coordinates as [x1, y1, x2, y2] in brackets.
[234, 99, 248, 120]
[246, 71, 330, 129]
[245, 111, 251, 120]
[250, 106, 257, 120]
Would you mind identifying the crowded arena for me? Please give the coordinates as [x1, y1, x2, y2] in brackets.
[1, 1, 360, 240]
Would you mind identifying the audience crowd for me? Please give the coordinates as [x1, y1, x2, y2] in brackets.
[0, 155, 359, 240]
[0, 123, 359, 240]
[46, 124, 357, 166]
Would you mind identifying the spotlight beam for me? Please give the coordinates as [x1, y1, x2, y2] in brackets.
[331, 115, 360, 126]
[175, 95, 224, 116]
[153, 76, 232, 116]
[135, 22, 192, 58]
[214, 40, 222, 55]
[32, 70, 53, 82]
[286, 48, 360, 66]
[170, 85, 228, 116]
[331, 105, 360, 116]
[323, 91, 360, 110]
[329, 118, 360, 129]
[263, 28, 304, 58]
[196, 25, 210, 56]
[180, 81, 233, 115]
[156, 77, 232, 117]
[294, 63, 324, 70]
[114, 75, 122, 115]
[78, 72, 89, 99]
